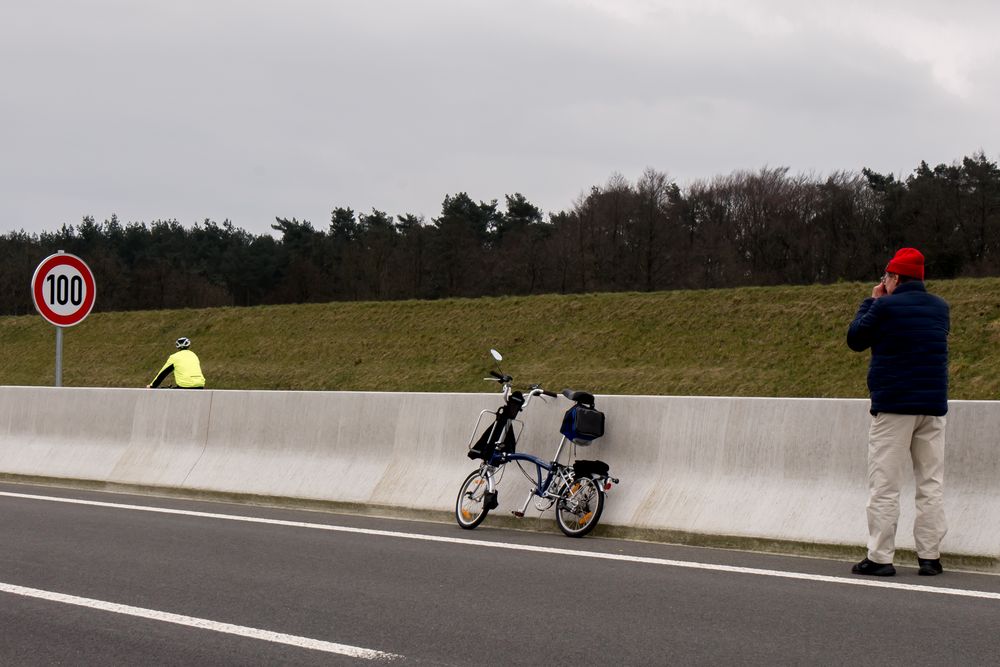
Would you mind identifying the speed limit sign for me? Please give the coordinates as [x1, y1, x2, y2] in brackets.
[31, 252, 97, 327]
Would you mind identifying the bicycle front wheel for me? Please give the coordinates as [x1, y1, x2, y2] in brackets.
[456, 469, 492, 529]
[556, 476, 604, 537]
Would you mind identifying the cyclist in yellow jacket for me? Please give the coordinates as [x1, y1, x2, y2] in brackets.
[147, 337, 206, 389]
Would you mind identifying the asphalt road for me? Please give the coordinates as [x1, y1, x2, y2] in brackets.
[2, 481, 1000, 666]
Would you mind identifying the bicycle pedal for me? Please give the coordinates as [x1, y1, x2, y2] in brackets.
[511, 511, 524, 518]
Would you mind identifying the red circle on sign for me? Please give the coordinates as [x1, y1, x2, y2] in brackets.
[31, 253, 97, 327]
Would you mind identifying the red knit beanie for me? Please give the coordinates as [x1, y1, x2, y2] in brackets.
[886, 247, 924, 280]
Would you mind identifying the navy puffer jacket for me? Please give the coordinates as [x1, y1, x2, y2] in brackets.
[847, 281, 949, 416]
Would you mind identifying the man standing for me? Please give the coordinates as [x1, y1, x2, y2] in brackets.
[847, 248, 949, 577]
[147, 337, 206, 389]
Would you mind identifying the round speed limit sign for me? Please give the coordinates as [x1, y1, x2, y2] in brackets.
[31, 252, 97, 327]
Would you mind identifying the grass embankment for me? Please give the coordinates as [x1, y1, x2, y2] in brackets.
[1, 278, 998, 398]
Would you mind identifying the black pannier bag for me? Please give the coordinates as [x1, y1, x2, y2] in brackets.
[573, 459, 610, 479]
[467, 419, 517, 461]
[560, 404, 605, 444]
[502, 390, 526, 420]
[468, 391, 525, 461]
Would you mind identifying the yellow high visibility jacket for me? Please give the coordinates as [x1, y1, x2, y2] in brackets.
[150, 349, 206, 388]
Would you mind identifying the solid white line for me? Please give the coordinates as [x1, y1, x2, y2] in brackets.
[3, 490, 999, 602]
[0, 581, 401, 662]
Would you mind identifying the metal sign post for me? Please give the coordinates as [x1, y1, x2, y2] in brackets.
[55, 327, 64, 387]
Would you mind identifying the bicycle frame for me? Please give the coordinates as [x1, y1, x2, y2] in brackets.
[490, 435, 571, 496]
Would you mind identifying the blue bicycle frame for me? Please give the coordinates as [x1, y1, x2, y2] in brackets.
[491, 443, 561, 493]
[487, 434, 577, 517]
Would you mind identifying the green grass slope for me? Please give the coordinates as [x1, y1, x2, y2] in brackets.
[2, 278, 999, 399]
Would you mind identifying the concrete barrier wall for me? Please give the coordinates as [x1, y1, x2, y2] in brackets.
[1, 386, 998, 558]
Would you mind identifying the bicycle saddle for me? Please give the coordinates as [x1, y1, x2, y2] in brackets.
[561, 389, 595, 406]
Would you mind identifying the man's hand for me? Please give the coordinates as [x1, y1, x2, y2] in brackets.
[872, 281, 887, 299]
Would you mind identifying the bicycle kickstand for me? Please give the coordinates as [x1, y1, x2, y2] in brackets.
[511, 492, 533, 518]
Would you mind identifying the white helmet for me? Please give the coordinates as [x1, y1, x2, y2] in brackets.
[175, 337, 191, 349]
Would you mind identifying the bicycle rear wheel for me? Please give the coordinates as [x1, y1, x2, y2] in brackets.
[456, 469, 492, 529]
[555, 476, 604, 537]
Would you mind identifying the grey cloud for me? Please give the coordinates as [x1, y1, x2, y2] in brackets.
[1, 1, 997, 235]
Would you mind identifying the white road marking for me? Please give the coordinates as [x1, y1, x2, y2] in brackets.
[0, 581, 401, 662]
[3, 490, 999, 602]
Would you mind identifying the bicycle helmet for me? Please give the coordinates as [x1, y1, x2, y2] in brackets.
[175, 337, 191, 349]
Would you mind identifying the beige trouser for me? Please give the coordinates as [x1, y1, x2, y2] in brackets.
[867, 412, 947, 564]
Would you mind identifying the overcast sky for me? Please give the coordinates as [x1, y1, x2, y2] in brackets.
[2, 0, 998, 236]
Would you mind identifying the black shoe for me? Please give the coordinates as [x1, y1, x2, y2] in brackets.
[852, 558, 896, 576]
[918, 558, 943, 576]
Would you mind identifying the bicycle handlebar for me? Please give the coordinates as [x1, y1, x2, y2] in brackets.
[488, 370, 513, 383]
[485, 371, 559, 403]
[526, 385, 558, 399]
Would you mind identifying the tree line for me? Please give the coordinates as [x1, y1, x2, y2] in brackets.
[1, 152, 998, 316]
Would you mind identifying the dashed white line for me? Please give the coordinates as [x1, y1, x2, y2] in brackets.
[3, 490, 999, 602]
[0, 581, 401, 661]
